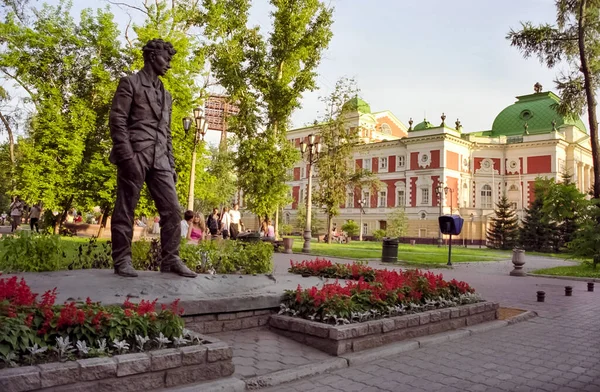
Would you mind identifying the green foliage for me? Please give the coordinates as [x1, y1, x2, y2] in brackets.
[568, 199, 600, 268]
[204, 0, 333, 218]
[180, 239, 273, 274]
[280, 224, 293, 236]
[313, 78, 382, 239]
[507, 0, 600, 198]
[386, 208, 408, 238]
[372, 229, 386, 242]
[194, 145, 237, 213]
[341, 220, 359, 237]
[0, 232, 67, 272]
[295, 203, 323, 235]
[520, 196, 558, 252]
[67, 237, 112, 270]
[486, 196, 520, 250]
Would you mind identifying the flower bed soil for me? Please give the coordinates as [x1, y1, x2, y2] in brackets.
[0, 331, 234, 392]
[269, 301, 499, 355]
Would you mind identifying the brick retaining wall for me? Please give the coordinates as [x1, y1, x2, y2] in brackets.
[0, 334, 234, 392]
[184, 309, 277, 334]
[269, 302, 499, 355]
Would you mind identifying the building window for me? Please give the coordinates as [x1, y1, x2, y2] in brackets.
[284, 213, 290, 225]
[397, 190, 405, 207]
[379, 157, 388, 171]
[397, 155, 406, 169]
[481, 185, 492, 209]
[378, 191, 387, 207]
[300, 166, 306, 179]
[421, 188, 429, 205]
[362, 223, 368, 235]
[299, 188, 304, 205]
[363, 191, 370, 207]
[380, 123, 392, 134]
[363, 158, 372, 171]
[420, 212, 427, 220]
[347, 192, 354, 208]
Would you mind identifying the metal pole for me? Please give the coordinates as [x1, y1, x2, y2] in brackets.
[359, 206, 363, 241]
[447, 234, 453, 266]
[187, 140, 197, 211]
[437, 188, 443, 247]
[302, 156, 313, 253]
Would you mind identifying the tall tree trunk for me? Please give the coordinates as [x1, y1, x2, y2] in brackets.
[57, 195, 74, 234]
[96, 203, 111, 238]
[327, 214, 332, 244]
[0, 111, 15, 165]
[578, 0, 600, 199]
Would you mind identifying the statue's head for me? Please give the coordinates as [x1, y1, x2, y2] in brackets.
[142, 39, 177, 77]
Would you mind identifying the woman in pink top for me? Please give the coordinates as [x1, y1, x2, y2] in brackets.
[188, 212, 205, 243]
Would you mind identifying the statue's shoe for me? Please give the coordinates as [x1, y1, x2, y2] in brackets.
[161, 262, 197, 278]
[114, 264, 139, 277]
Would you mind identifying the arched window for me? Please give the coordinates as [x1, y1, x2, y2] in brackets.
[481, 185, 492, 209]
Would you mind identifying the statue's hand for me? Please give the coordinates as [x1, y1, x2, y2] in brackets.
[122, 157, 141, 181]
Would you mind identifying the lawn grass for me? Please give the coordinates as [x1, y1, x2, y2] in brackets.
[531, 263, 600, 279]
[289, 237, 509, 265]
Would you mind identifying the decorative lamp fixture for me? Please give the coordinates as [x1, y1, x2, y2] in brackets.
[182, 117, 192, 134]
[300, 140, 307, 154]
[193, 107, 203, 120]
[309, 133, 316, 145]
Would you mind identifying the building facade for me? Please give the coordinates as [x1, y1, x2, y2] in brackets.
[283, 86, 595, 244]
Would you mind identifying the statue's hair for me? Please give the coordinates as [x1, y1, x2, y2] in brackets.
[142, 39, 177, 62]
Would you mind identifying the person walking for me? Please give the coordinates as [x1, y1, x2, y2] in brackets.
[229, 203, 241, 239]
[220, 207, 231, 239]
[29, 203, 42, 233]
[206, 208, 220, 239]
[9, 197, 23, 233]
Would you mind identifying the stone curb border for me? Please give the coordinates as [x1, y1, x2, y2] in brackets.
[527, 273, 599, 282]
[0, 333, 234, 392]
[242, 310, 538, 390]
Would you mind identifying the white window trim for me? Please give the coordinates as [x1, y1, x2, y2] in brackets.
[395, 181, 406, 208]
[362, 223, 368, 235]
[397, 155, 406, 170]
[378, 190, 387, 207]
[362, 190, 371, 208]
[379, 157, 388, 172]
[421, 187, 430, 205]
[480, 184, 492, 209]
[363, 158, 372, 171]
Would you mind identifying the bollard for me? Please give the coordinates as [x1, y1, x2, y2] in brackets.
[565, 286, 573, 296]
[588, 282, 595, 292]
[536, 291, 545, 302]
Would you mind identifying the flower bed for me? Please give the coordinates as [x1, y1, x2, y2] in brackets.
[288, 259, 376, 281]
[282, 263, 478, 324]
[0, 275, 188, 367]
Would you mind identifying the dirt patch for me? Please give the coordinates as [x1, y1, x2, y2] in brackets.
[497, 307, 526, 320]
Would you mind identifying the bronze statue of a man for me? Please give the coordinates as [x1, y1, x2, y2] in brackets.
[109, 38, 196, 278]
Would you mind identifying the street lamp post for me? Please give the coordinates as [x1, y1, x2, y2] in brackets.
[300, 134, 321, 253]
[358, 198, 366, 241]
[182, 107, 209, 211]
[435, 183, 444, 246]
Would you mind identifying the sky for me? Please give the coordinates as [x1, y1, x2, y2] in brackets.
[6, 0, 576, 144]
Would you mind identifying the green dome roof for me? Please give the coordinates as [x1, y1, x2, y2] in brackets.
[342, 97, 371, 113]
[491, 91, 587, 137]
[412, 119, 436, 131]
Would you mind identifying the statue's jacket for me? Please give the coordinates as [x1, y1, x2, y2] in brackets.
[108, 70, 175, 171]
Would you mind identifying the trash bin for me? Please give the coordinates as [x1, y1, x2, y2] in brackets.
[236, 232, 261, 243]
[381, 237, 399, 263]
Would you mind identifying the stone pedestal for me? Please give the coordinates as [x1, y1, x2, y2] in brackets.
[509, 248, 526, 276]
[283, 237, 293, 254]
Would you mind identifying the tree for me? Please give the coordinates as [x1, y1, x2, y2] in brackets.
[313, 77, 381, 243]
[386, 208, 408, 238]
[568, 199, 600, 268]
[507, 0, 600, 199]
[341, 220, 359, 237]
[540, 174, 587, 249]
[0, 3, 128, 232]
[203, 0, 334, 224]
[194, 144, 237, 213]
[520, 195, 558, 252]
[486, 196, 520, 250]
[295, 202, 323, 236]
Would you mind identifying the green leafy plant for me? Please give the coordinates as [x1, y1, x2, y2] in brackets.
[372, 229, 387, 242]
[68, 237, 112, 270]
[0, 232, 67, 272]
[341, 220, 359, 237]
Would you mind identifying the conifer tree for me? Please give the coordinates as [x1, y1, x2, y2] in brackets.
[486, 196, 520, 250]
[520, 196, 558, 252]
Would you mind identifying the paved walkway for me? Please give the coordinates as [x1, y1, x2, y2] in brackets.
[260, 254, 600, 391]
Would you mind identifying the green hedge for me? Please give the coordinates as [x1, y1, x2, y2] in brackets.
[0, 233, 273, 275]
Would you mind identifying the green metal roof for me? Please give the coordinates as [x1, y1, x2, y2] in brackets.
[491, 91, 587, 137]
[411, 119, 436, 131]
[343, 97, 371, 114]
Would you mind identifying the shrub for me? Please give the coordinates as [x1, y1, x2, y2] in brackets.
[289, 258, 376, 281]
[180, 239, 273, 274]
[280, 224, 293, 236]
[280, 268, 478, 324]
[0, 232, 67, 272]
[372, 229, 387, 241]
[341, 220, 359, 237]
[67, 237, 112, 270]
[0, 276, 189, 367]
